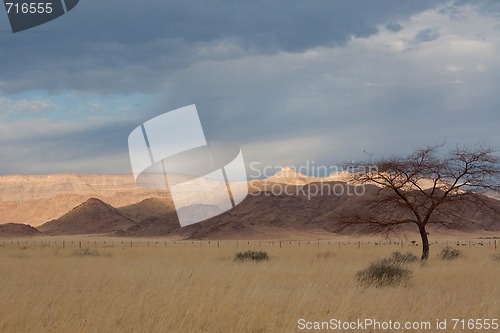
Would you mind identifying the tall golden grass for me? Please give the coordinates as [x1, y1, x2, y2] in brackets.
[0, 238, 498, 332]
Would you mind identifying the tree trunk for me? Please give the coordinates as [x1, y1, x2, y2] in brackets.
[419, 224, 430, 260]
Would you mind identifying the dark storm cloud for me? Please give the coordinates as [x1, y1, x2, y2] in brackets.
[1, 0, 499, 175]
[0, 0, 448, 94]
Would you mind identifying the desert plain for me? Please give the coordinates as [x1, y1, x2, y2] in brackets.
[0, 172, 499, 332]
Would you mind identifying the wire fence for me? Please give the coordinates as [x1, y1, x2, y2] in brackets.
[0, 238, 497, 250]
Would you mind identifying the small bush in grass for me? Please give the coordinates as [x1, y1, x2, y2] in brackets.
[439, 246, 462, 260]
[316, 251, 336, 259]
[390, 251, 418, 263]
[72, 248, 102, 257]
[234, 250, 269, 262]
[356, 259, 412, 287]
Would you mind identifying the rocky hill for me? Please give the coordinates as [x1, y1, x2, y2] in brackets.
[38, 198, 137, 235]
[0, 174, 169, 226]
[0, 223, 42, 237]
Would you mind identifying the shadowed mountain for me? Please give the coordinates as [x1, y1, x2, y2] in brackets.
[117, 212, 180, 237]
[2, 170, 499, 232]
[117, 181, 500, 239]
[39, 198, 136, 235]
[4, 169, 499, 238]
[118, 198, 176, 222]
[0, 223, 42, 237]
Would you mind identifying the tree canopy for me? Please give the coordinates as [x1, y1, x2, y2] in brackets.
[347, 144, 500, 259]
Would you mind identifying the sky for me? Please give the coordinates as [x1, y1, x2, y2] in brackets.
[0, 0, 499, 177]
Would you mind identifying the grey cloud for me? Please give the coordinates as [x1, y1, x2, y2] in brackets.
[413, 28, 441, 43]
[0, 0, 449, 94]
[386, 22, 403, 32]
[453, 0, 500, 14]
[157, 27, 500, 168]
[0, 119, 136, 174]
[0, 98, 55, 114]
[1, 0, 499, 175]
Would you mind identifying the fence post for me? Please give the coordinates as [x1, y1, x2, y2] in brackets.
[79, 241, 82, 249]
[495, 240, 497, 250]
[63, 241, 65, 249]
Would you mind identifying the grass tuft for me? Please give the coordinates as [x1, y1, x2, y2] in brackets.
[316, 251, 336, 259]
[389, 251, 418, 263]
[356, 259, 412, 287]
[234, 250, 269, 262]
[71, 248, 107, 257]
[439, 246, 462, 260]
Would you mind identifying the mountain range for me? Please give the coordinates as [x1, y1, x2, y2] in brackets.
[0, 168, 499, 238]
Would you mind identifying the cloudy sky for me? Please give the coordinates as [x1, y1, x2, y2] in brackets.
[0, 0, 499, 177]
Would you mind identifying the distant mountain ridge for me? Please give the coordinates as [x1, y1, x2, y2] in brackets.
[0, 173, 170, 226]
[22, 183, 500, 239]
[0, 170, 499, 238]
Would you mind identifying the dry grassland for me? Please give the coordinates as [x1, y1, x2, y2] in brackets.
[0, 238, 498, 332]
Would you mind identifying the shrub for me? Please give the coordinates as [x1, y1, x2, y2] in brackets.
[389, 251, 418, 263]
[316, 251, 336, 259]
[72, 248, 102, 257]
[234, 250, 269, 262]
[356, 259, 412, 287]
[439, 246, 462, 260]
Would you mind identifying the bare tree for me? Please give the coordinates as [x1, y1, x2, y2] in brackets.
[347, 144, 500, 260]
